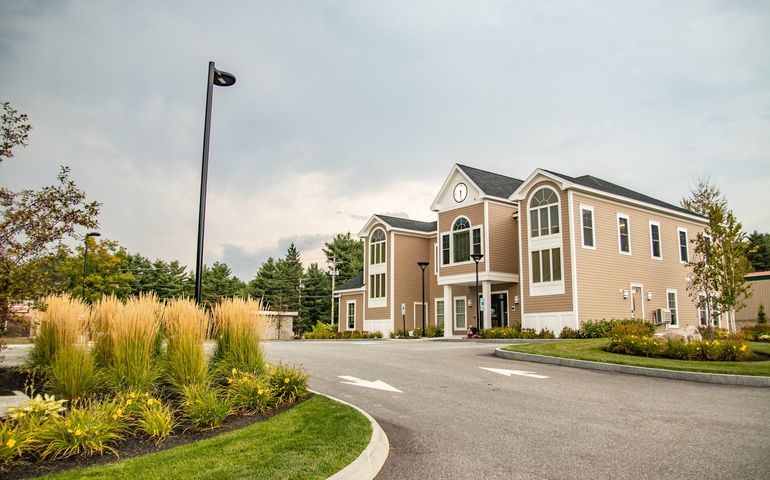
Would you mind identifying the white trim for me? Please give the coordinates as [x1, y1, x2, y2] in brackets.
[484, 201, 490, 273]
[346, 300, 356, 331]
[617, 213, 632, 255]
[569, 191, 580, 329]
[430, 165, 484, 211]
[677, 227, 689, 264]
[390, 231, 395, 324]
[528, 246, 565, 296]
[437, 272, 520, 286]
[334, 287, 365, 295]
[527, 185, 562, 241]
[517, 206, 525, 320]
[666, 288, 680, 328]
[433, 243, 439, 275]
[522, 311, 575, 334]
[649, 220, 662, 260]
[453, 296, 467, 330]
[434, 298, 445, 328]
[579, 203, 596, 250]
[630, 283, 644, 321]
[477, 289, 509, 328]
[440, 215, 485, 265]
[369, 227, 387, 267]
[357, 215, 436, 238]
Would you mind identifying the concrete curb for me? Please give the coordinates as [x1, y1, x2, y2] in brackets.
[494, 347, 770, 387]
[311, 390, 389, 480]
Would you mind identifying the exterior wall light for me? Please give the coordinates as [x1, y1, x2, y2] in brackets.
[647, 291, 653, 301]
[622, 289, 630, 299]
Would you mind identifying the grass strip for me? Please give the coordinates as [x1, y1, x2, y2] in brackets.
[42, 395, 372, 480]
[503, 340, 770, 376]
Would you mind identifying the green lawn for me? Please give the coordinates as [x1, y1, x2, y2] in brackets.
[503, 340, 770, 376]
[42, 395, 371, 480]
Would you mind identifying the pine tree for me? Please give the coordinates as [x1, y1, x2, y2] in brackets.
[322, 233, 363, 285]
[758, 304, 767, 324]
[300, 263, 332, 332]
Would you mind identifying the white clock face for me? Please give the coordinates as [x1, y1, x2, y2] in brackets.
[453, 183, 468, 203]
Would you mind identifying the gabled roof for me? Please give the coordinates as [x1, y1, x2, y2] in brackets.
[357, 214, 436, 237]
[542, 170, 704, 219]
[335, 272, 364, 292]
[456, 164, 524, 199]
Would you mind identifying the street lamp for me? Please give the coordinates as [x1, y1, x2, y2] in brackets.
[194, 61, 236, 305]
[417, 262, 429, 335]
[470, 253, 484, 332]
[82, 232, 101, 300]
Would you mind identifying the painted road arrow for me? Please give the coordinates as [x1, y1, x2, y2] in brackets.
[479, 367, 549, 379]
[338, 375, 403, 393]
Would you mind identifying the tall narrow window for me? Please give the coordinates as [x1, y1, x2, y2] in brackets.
[347, 302, 355, 330]
[369, 229, 386, 265]
[434, 244, 439, 274]
[529, 188, 559, 238]
[452, 217, 470, 263]
[454, 298, 466, 330]
[667, 290, 678, 326]
[531, 248, 562, 284]
[678, 228, 688, 263]
[472, 227, 482, 255]
[650, 222, 661, 259]
[369, 273, 385, 300]
[436, 300, 444, 327]
[618, 215, 630, 254]
[581, 206, 594, 248]
[441, 234, 450, 265]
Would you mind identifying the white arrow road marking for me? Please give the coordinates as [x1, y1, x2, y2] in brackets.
[479, 367, 549, 379]
[338, 376, 403, 393]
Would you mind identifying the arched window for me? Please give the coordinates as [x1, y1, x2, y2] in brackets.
[369, 229, 386, 265]
[529, 187, 560, 238]
[452, 217, 471, 263]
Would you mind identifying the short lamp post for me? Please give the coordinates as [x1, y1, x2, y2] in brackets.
[82, 232, 101, 300]
[470, 253, 484, 332]
[417, 262, 429, 335]
[194, 61, 236, 305]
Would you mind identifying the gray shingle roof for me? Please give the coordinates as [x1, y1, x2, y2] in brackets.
[336, 272, 364, 291]
[543, 170, 706, 219]
[375, 214, 437, 233]
[457, 164, 525, 199]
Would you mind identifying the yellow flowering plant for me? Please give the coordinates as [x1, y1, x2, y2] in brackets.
[268, 364, 309, 404]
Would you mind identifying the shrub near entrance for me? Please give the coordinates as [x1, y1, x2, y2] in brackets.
[607, 335, 754, 362]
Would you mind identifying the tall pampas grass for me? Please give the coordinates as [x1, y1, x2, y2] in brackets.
[164, 298, 210, 390]
[89, 295, 123, 367]
[30, 295, 88, 369]
[211, 297, 267, 377]
[107, 292, 161, 392]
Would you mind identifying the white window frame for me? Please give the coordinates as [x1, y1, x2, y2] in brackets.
[440, 216, 484, 266]
[580, 204, 595, 250]
[649, 221, 662, 260]
[529, 247, 565, 296]
[434, 243, 439, 275]
[677, 227, 689, 264]
[454, 296, 467, 330]
[368, 272, 386, 308]
[528, 186, 561, 240]
[666, 289, 679, 328]
[369, 228, 386, 266]
[346, 300, 356, 331]
[435, 298, 445, 327]
[617, 213, 631, 255]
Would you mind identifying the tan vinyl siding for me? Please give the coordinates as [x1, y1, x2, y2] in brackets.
[521, 180, 574, 313]
[393, 233, 435, 332]
[571, 191, 705, 327]
[338, 292, 364, 331]
[488, 202, 518, 274]
[736, 278, 770, 323]
[438, 203, 485, 277]
[364, 222, 391, 322]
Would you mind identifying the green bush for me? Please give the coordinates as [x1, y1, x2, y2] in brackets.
[609, 320, 656, 339]
[480, 327, 554, 339]
[390, 329, 420, 338]
[268, 364, 309, 404]
[6, 393, 66, 425]
[413, 325, 444, 338]
[180, 383, 232, 430]
[136, 398, 177, 441]
[560, 327, 580, 339]
[0, 420, 37, 466]
[741, 324, 770, 341]
[606, 335, 664, 357]
[758, 304, 767, 324]
[227, 369, 277, 413]
[607, 335, 755, 361]
[303, 323, 382, 339]
[37, 400, 127, 460]
[579, 320, 614, 338]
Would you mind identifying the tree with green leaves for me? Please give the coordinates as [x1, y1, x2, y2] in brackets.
[322, 232, 363, 285]
[683, 178, 752, 336]
[747, 231, 770, 272]
[124, 253, 191, 299]
[54, 238, 134, 302]
[197, 262, 247, 307]
[1, 102, 32, 164]
[300, 263, 331, 332]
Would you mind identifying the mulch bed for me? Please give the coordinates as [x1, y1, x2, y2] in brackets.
[0, 367, 29, 396]
[0, 367, 312, 480]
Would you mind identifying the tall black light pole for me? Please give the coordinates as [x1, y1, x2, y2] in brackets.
[417, 262, 429, 335]
[194, 61, 236, 305]
[82, 232, 101, 300]
[471, 253, 484, 332]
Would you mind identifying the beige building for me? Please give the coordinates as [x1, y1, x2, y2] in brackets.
[735, 271, 770, 326]
[335, 165, 708, 337]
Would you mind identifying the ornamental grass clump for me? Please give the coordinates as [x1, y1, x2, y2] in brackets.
[211, 297, 267, 377]
[89, 295, 123, 367]
[48, 345, 102, 402]
[106, 293, 162, 392]
[29, 295, 87, 369]
[163, 298, 210, 391]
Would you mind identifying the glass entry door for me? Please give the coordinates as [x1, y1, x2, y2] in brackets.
[479, 292, 508, 328]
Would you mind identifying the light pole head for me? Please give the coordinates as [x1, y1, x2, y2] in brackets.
[213, 68, 236, 87]
[471, 253, 484, 264]
[86, 232, 101, 238]
[417, 261, 429, 271]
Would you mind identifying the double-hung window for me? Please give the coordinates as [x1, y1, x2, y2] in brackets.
[617, 214, 631, 254]
[436, 300, 445, 327]
[667, 290, 678, 326]
[678, 228, 688, 263]
[454, 297, 466, 330]
[346, 302, 355, 330]
[581, 205, 594, 248]
[650, 222, 661, 259]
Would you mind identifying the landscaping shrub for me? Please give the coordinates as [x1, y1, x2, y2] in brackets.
[607, 335, 664, 357]
[758, 304, 767, 324]
[607, 335, 754, 361]
[136, 398, 177, 441]
[609, 320, 655, 339]
[390, 329, 420, 338]
[180, 383, 232, 430]
[37, 400, 127, 460]
[0, 420, 37, 465]
[6, 394, 66, 425]
[579, 320, 614, 339]
[163, 298, 210, 391]
[211, 298, 267, 377]
[560, 327, 580, 339]
[480, 327, 554, 339]
[268, 364, 309, 404]
[89, 295, 123, 367]
[303, 321, 336, 339]
[741, 324, 770, 341]
[413, 325, 444, 338]
[106, 293, 162, 392]
[227, 369, 276, 413]
[47, 346, 102, 401]
[29, 295, 87, 369]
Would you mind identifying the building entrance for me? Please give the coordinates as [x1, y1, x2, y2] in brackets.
[480, 292, 508, 328]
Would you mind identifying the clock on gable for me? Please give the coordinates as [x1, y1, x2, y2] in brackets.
[453, 182, 468, 203]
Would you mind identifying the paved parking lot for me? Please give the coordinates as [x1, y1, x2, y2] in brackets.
[265, 340, 770, 480]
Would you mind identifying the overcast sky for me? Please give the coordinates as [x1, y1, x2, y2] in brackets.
[2, 1, 769, 280]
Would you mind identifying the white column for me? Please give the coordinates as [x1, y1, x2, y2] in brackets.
[443, 285, 453, 337]
[482, 281, 492, 330]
